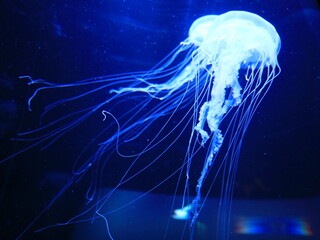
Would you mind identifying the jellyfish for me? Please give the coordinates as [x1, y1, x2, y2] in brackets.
[6, 10, 280, 239]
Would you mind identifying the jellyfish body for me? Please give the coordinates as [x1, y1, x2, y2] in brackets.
[113, 10, 281, 229]
[8, 11, 280, 240]
[187, 11, 281, 227]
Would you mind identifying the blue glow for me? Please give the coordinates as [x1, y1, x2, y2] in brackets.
[6, 10, 281, 239]
[234, 216, 313, 236]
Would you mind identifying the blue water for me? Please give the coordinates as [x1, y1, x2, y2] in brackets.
[0, 0, 319, 239]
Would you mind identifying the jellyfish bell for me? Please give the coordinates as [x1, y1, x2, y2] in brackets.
[188, 14, 218, 46]
[188, 11, 280, 66]
[5, 11, 280, 240]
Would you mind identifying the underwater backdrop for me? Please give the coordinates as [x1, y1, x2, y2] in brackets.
[0, 0, 319, 239]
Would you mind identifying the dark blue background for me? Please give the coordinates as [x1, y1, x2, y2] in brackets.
[0, 0, 319, 239]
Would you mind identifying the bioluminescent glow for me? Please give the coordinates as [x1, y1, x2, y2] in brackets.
[5, 10, 280, 239]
